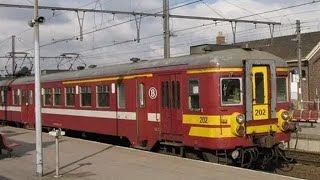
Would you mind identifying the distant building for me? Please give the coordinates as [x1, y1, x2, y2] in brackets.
[190, 31, 320, 104]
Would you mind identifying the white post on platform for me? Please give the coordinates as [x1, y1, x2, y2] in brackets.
[34, 0, 43, 177]
[49, 129, 65, 178]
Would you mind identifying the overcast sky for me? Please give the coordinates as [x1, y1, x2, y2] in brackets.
[0, 0, 320, 75]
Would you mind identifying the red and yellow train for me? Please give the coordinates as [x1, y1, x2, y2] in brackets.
[0, 48, 296, 167]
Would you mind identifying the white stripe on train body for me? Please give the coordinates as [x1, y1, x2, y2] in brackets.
[0, 106, 160, 122]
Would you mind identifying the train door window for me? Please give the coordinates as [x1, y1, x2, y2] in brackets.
[188, 80, 200, 110]
[80, 86, 92, 107]
[21, 90, 27, 104]
[12, 89, 20, 105]
[255, 73, 264, 104]
[276, 77, 288, 102]
[43, 88, 52, 106]
[161, 81, 170, 108]
[97, 85, 110, 107]
[221, 78, 242, 105]
[65, 87, 75, 106]
[172, 81, 180, 109]
[138, 83, 145, 108]
[29, 90, 33, 105]
[53, 88, 62, 106]
[117, 83, 126, 109]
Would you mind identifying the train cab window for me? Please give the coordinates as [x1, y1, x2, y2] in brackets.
[188, 80, 200, 110]
[221, 78, 242, 105]
[65, 87, 76, 106]
[276, 77, 288, 102]
[97, 85, 110, 107]
[80, 86, 92, 107]
[21, 90, 27, 104]
[117, 83, 126, 109]
[12, 89, 20, 105]
[54, 88, 62, 106]
[138, 83, 145, 108]
[255, 73, 264, 104]
[43, 88, 52, 106]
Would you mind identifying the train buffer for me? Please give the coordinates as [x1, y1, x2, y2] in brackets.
[0, 133, 19, 157]
[291, 110, 319, 127]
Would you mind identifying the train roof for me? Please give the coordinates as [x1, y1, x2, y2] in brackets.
[8, 48, 286, 85]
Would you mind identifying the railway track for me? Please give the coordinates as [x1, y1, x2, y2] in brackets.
[287, 150, 320, 167]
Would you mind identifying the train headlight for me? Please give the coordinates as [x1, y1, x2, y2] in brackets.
[236, 114, 245, 124]
[236, 125, 245, 136]
[281, 111, 290, 120]
[282, 121, 290, 131]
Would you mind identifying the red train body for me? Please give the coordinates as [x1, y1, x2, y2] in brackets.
[0, 48, 296, 167]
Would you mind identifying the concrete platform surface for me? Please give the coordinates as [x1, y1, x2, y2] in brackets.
[0, 126, 298, 180]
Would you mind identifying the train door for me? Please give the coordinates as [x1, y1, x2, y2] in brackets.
[136, 78, 148, 145]
[245, 60, 277, 121]
[159, 74, 182, 136]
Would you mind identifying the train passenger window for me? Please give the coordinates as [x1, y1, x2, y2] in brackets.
[188, 80, 200, 110]
[97, 85, 110, 107]
[221, 78, 242, 105]
[29, 90, 33, 105]
[117, 83, 126, 109]
[54, 88, 62, 106]
[65, 87, 75, 106]
[276, 77, 288, 102]
[80, 86, 92, 107]
[43, 89, 52, 106]
[255, 73, 264, 104]
[138, 83, 145, 108]
[12, 89, 20, 105]
[1, 90, 6, 104]
[21, 90, 27, 104]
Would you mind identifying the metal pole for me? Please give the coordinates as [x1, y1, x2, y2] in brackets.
[12, 35, 15, 76]
[163, 0, 170, 58]
[296, 20, 303, 109]
[54, 136, 61, 178]
[34, 0, 43, 176]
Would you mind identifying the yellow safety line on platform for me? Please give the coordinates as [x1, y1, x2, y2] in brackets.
[63, 74, 153, 84]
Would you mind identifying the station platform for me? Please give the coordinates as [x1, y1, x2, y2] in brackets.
[289, 123, 320, 153]
[0, 126, 298, 180]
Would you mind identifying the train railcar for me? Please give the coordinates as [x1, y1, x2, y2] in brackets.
[0, 48, 296, 168]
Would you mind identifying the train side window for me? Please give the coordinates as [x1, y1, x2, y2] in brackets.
[43, 88, 52, 106]
[54, 88, 62, 106]
[221, 78, 242, 105]
[138, 83, 145, 108]
[276, 77, 288, 102]
[12, 89, 20, 105]
[255, 73, 264, 104]
[97, 85, 110, 107]
[29, 90, 33, 105]
[80, 86, 92, 107]
[65, 87, 75, 107]
[117, 83, 126, 109]
[188, 80, 200, 110]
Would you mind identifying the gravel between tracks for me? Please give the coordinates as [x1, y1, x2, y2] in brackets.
[277, 164, 320, 180]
